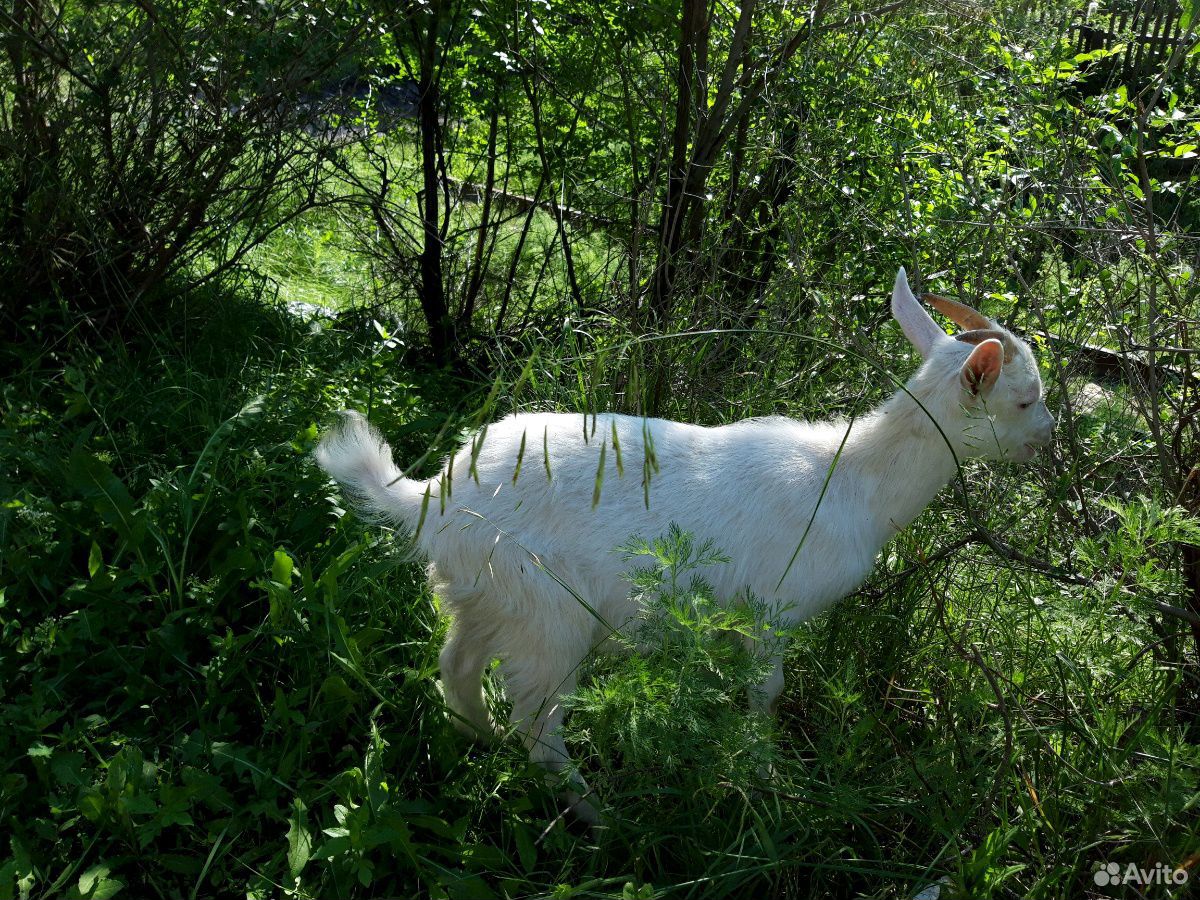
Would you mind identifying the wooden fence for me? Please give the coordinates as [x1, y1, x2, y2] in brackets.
[1023, 0, 1199, 86]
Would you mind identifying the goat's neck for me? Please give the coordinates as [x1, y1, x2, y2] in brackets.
[835, 393, 960, 541]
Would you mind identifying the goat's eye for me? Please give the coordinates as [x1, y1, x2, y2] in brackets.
[1019, 401, 1033, 410]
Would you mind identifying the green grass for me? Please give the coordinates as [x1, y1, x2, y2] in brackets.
[2, 260, 1197, 899]
[246, 133, 625, 328]
[248, 209, 379, 312]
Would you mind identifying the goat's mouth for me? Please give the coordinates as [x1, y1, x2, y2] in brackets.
[1022, 442, 1041, 460]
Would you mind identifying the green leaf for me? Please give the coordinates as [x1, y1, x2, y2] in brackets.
[71, 864, 124, 900]
[68, 451, 144, 548]
[313, 834, 350, 860]
[78, 788, 106, 822]
[88, 541, 103, 578]
[356, 859, 374, 887]
[1, 837, 35, 900]
[0, 859, 16, 900]
[51, 752, 86, 787]
[119, 793, 157, 817]
[271, 549, 295, 586]
[1182, 0, 1198, 30]
[320, 674, 357, 713]
[513, 822, 537, 874]
[286, 805, 312, 879]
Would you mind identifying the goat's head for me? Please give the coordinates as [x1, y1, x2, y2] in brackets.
[890, 268, 1054, 463]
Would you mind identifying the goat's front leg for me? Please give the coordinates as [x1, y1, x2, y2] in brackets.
[744, 631, 787, 716]
[745, 643, 787, 782]
[750, 654, 786, 716]
[502, 631, 600, 825]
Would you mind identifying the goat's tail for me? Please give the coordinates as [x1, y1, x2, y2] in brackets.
[314, 410, 427, 530]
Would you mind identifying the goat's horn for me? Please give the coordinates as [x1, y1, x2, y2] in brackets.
[954, 328, 1016, 363]
[922, 293, 992, 331]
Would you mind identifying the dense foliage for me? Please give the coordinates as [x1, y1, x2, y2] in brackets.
[2, 0, 1200, 897]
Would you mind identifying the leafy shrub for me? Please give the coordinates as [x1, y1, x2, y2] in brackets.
[567, 526, 781, 802]
[0, 0, 366, 328]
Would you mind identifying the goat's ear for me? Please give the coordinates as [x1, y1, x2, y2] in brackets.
[891, 268, 945, 359]
[960, 338, 1004, 396]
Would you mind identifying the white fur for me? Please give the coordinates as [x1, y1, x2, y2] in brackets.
[314, 268, 1054, 822]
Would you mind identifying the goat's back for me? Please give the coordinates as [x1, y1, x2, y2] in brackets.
[417, 412, 872, 630]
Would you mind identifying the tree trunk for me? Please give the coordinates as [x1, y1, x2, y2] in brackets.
[3, 0, 56, 309]
[524, 78, 585, 317]
[461, 91, 499, 330]
[416, 8, 452, 363]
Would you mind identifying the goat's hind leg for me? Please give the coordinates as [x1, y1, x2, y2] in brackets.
[502, 628, 600, 825]
[439, 614, 497, 740]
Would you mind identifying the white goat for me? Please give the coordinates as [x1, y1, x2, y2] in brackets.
[315, 268, 1054, 822]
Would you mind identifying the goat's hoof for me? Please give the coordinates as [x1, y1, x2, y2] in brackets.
[448, 716, 497, 744]
[559, 788, 605, 831]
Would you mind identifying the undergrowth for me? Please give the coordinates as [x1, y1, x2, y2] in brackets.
[2, 282, 1197, 900]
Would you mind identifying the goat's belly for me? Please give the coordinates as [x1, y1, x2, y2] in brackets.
[756, 548, 881, 623]
[586, 561, 878, 651]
